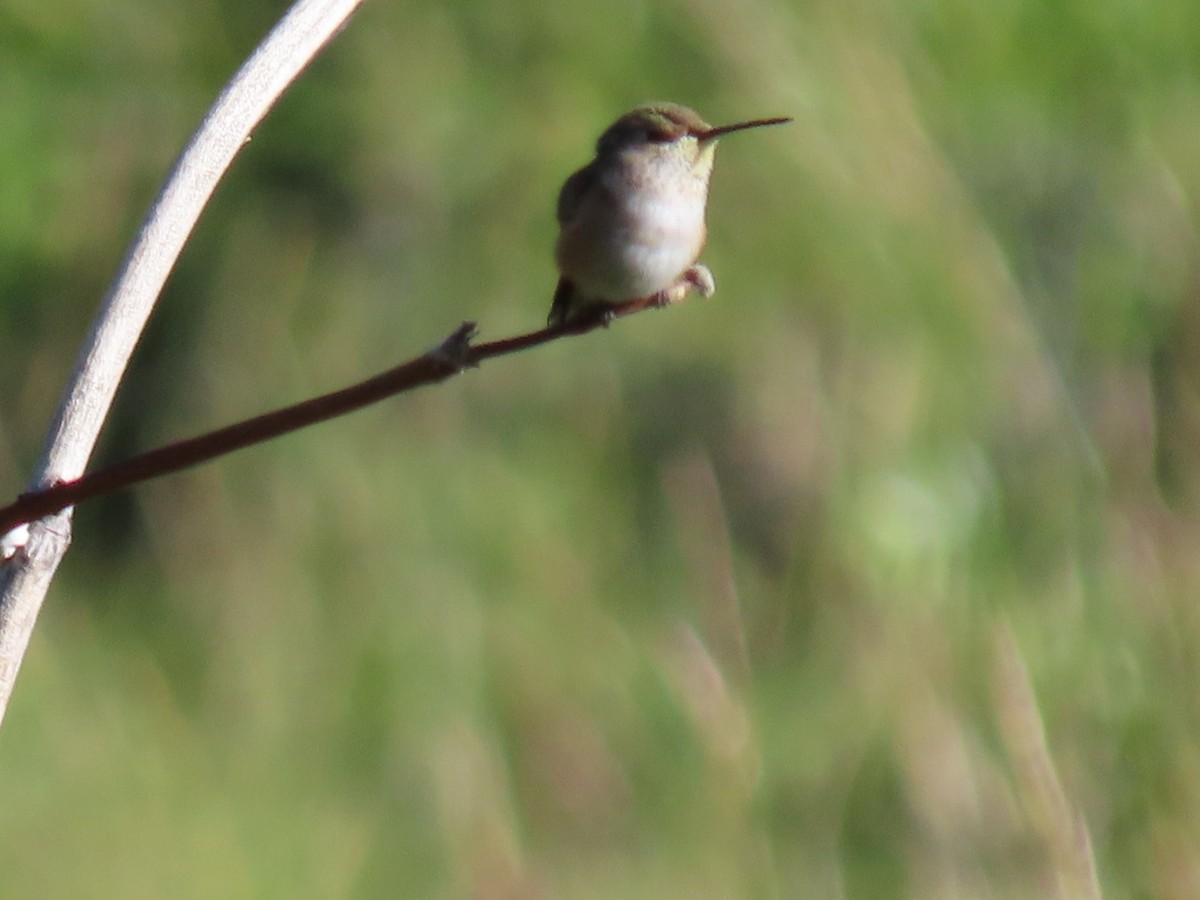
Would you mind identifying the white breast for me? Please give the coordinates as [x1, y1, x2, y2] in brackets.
[557, 160, 710, 302]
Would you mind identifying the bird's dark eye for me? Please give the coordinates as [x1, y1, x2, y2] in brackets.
[598, 126, 641, 153]
[646, 126, 674, 143]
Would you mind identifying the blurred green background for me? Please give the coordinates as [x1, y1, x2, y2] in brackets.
[2, 0, 1200, 896]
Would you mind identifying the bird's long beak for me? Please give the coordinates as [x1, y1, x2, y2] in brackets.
[699, 116, 792, 142]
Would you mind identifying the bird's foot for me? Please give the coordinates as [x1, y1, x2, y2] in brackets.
[656, 263, 717, 308]
[682, 263, 716, 299]
[563, 301, 619, 330]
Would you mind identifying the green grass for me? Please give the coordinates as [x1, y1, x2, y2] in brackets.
[3, 0, 1200, 895]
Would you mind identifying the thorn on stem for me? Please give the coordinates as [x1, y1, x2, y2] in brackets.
[431, 322, 478, 368]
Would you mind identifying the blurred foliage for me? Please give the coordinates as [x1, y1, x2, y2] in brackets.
[2, 0, 1200, 896]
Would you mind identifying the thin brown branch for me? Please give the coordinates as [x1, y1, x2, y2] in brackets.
[0, 292, 686, 536]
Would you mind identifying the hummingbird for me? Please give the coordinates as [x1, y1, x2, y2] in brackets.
[548, 102, 791, 326]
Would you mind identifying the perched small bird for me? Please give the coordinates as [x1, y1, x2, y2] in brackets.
[548, 102, 791, 326]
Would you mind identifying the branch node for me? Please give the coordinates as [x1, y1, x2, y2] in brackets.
[431, 321, 479, 369]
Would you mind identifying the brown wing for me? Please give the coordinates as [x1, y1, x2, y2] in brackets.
[556, 161, 598, 225]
